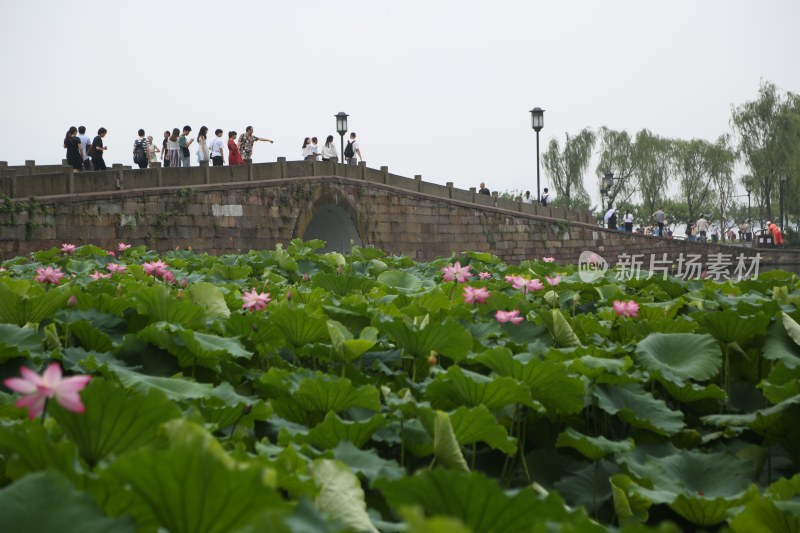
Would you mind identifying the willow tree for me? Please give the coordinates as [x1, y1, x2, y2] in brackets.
[595, 127, 637, 209]
[730, 81, 800, 222]
[542, 128, 596, 209]
[672, 136, 735, 222]
[633, 130, 673, 218]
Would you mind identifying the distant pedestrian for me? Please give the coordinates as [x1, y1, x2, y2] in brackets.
[321, 135, 338, 162]
[607, 210, 617, 230]
[91, 127, 108, 171]
[133, 129, 148, 169]
[209, 128, 225, 166]
[652, 207, 665, 236]
[696, 215, 709, 241]
[77, 126, 91, 170]
[237, 126, 273, 162]
[522, 191, 533, 204]
[228, 131, 243, 165]
[196, 126, 209, 164]
[161, 131, 170, 167]
[64, 127, 84, 171]
[478, 182, 490, 195]
[768, 221, 784, 247]
[146, 136, 159, 166]
[302, 137, 315, 160]
[344, 132, 361, 165]
[167, 128, 180, 168]
[179, 126, 194, 167]
[540, 188, 550, 206]
[623, 210, 633, 232]
[312, 137, 322, 161]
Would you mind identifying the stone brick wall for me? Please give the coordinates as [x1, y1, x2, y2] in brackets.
[1, 173, 797, 274]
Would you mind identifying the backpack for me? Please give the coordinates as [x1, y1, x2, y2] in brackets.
[133, 139, 146, 165]
[344, 140, 354, 158]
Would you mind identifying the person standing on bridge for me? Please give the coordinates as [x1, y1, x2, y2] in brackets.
[345, 132, 362, 165]
[209, 129, 225, 166]
[651, 207, 665, 237]
[91, 128, 108, 171]
[78, 126, 92, 170]
[167, 128, 181, 168]
[623, 210, 634, 232]
[696, 214, 709, 241]
[196, 126, 209, 164]
[228, 131, 243, 165]
[478, 183, 490, 195]
[238, 126, 273, 163]
[322, 135, 338, 162]
[179, 126, 194, 167]
[64, 127, 84, 171]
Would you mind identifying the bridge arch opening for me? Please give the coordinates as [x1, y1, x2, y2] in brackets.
[302, 203, 363, 253]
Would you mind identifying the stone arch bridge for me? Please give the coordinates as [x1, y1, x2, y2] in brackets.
[0, 159, 797, 273]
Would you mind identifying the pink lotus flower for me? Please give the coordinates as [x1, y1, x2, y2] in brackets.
[286, 289, 293, 301]
[3, 363, 91, 419]
[161, 270, 176, 284]
[463, 285, 491, 305]
[242, 288, 271, 311]
[526, 278, 545, 292]
[510, 276, 527, 290]
[180, 277, 188, 287]
[542, 257, 556, 263]
[302, 273, 310, 282]
[90, 271, 112, 280]
[613, 300, 640, 318]
[143, 260, 169, 278]
[478, 271, 492, 280]
[495, 309, 524, 325]
[106, 263, 127, 274]
[107, 251, 115, 257]
[67, 294, 78, 307]
[442, 261, 472, 283]
[118, 242, 132, 252]
[60, 243, 76, 254]
[545, 275, 561, 286]
[504, 275, 517, 283]
[35, 266, 65, 285]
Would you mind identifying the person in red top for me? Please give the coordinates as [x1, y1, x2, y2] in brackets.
[768, 221, 784, 247]
[228, 131, 244, 165]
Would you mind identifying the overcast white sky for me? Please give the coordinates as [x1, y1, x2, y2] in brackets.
[1, 1, 798, 206]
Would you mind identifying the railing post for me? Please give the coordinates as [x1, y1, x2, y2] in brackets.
[469, 187, 476, 203]
[381, 166, 389, 184]
[278, 157, 287, 179]
[115, 168, 123, 190]
[7, 169, 17, 198]
[446, 181, 453, 199]
[247, 159, 253, 181]
[358, 161, 366, 180]
[414, 174, 421, 192]
[64, 165, 75, 194]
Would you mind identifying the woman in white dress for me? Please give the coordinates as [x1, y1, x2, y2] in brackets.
[196, 126, 209, 164]
[321, 135, 338, 162]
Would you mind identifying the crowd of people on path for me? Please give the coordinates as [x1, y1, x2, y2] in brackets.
[64, 125, 366, 171]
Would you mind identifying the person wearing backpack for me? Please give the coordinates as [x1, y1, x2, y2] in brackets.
[344, 132, 361, 165]
[132, 129, 148, 169]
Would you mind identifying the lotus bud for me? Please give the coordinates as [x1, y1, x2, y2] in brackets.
[67, 294, 78, 307]
[286, 289, 293, 300]
[427, 351, 438, 366]
[302, 273, 309, 282]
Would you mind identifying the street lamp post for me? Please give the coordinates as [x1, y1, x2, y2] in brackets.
[602, 171, 615, 210]
[780, 175, 786, 232]
[530, 107, 545, 202]
[335, 112, 349, 163]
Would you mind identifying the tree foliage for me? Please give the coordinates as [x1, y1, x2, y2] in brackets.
[542, 128, 596, 209]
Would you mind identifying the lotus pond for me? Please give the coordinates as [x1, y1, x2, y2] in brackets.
[0, 240, 799, 532]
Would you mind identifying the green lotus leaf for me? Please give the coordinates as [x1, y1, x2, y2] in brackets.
[327, 321, 378, 362]
[223, 312, 286, 356]
[414, 403, 517, 456]
[610, 474, 652, 527]
[593, 383, 685, 436]
[399, 506, 472, 533]
[312, 459, 379, 533]
[0, 323, 43, 362]
[766, 317, 800, 368]
[377, 270, 427, 294]
[622, 449, 755, 526]
[555, 427, 634, 461]
[51, 378, 181, 466]
[701, 393, 800, 434]
[699, 309, 770, 345]
[305, 412, 387, 449]
[376, 469, 605, 533]
[134, 284, 205, 327]
[554, 459, 617, 515]
[379, 314, 472, 361]
[425, 366, 538, 412]
[312, 273, 375, 297]
[269, 301, 329, 348]
[0, 471, 135, 533]
[137, 321, 252, 371]
[431, 410, 470, 473]
[67, 320, 114, 353]
[330, 441, 405, 485]
[656, 376, 727, 404]
[566, 354, 634, 383]
[0, 423, 82, 483]
[188, 282, 231, 319]
[109, 419, 286, 533]
[538, 308, 581, 347]
[474, 347, 585, 414]
[0, 281, 69, 326]
[104, 361, 214, 400]
[730, 495, 800, 533]
[208, 262, 252, 283]
[634, 333, 722, 384]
